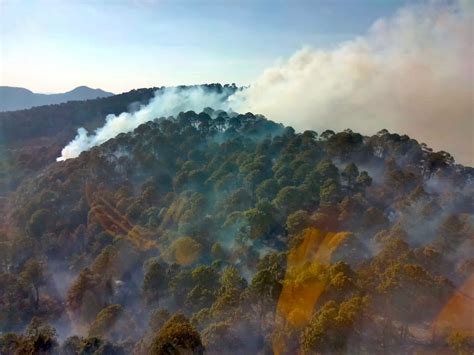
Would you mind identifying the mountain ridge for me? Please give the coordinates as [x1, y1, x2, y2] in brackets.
[0, 85, 114, 112]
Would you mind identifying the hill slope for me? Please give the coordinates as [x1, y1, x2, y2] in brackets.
[0, 85, 114, 112]
[1, 108, 473, 354]
[0, 84, 237, 195]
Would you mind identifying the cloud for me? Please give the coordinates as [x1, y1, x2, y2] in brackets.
[232, 1, 473, 165]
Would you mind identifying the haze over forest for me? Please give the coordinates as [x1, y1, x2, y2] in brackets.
[0, 0, 472, 354]
[2, 0, 473, 165]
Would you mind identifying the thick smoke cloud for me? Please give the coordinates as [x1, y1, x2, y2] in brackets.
[233, 0, 473, 166]
[59, 1, 473, 165]
[58, 86, 234, 161]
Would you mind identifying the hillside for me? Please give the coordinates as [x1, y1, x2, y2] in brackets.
[0, 84, 238, 195]
[0, 104, 472, 353]
[0, 86, 114, 112]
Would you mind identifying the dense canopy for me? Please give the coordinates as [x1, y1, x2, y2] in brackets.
[0, 85, 473, 354]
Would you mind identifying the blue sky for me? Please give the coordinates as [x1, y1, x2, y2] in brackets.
[1, 0, 409, 93]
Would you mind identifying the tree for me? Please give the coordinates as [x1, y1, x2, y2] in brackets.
[319, 179, 340, 206]
[286, 210, 311, 235]
[79, 336, 103, 355]
[90, 245, 118, 276]
[168, 269, 193, 306]
[184, 265, 220, 311]
[300, 301, 341, 353]
[212, 266, 247, 317]
[356, 171, 372, 190]
[315, 159, 339, 182]
[376, 263, 450, 328]
[149, 309, 171, 332]
[143, 259, 168, 306]
[67, 268, 107, 324]
[328, 261, 356, 295]
[223, 188, 252, 214]
[243, 253, 286, 318]
[341, 163, 359, 188]
[326, 131, 363, 158]
[320, 130, 335, 141]
[149, 314, 204, 355]
[27, 209, 53, 238]
[202, 321, 242, 353]
[211, 242, 226, 260]
[436, 214, 473, 250]
[88, 304, 124, 339]
[197, 112, 212, 133]
[256, 178, 279, 201]
[272, 186, 305, 215]
[245, 268, 282, 320]
[14, 317, 59, 354]
[185, 285, 216, 312]
[361, 207, 388, 230]
[215, 115, 226, 131]
[191, 265, 219, 289]
[293, 163, 313, 185]
[243, 207, 273, 239]
[0, 333, 21, 354]
[19, 258, 46, 310]
[219, 266, 247, 295]
[300, 297, 368, 353]
[167, 237, 202, 265]
[337, 194, 367, 230]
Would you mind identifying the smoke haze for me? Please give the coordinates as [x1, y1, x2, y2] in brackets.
[233, 0, 473, 165]
[57, 86, 235, 161]
[59, 1, 473, 166]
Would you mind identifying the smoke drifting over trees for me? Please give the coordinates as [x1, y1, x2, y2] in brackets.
[58, 85, 238, 161]
[234, 1, 473, 165]
[0, 1, 472, 354]
[58, 1, 473, 165]
[1, 102, 473, 353]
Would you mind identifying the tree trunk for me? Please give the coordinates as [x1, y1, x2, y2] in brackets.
[34, 284, 40, 309]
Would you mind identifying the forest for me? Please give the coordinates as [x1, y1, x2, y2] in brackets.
[0, 84, 473, 354]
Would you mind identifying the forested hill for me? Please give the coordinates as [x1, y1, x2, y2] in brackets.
[0, 87, 155, 146]
[0, 84, 238, 194]
[1, 106, 473, 354]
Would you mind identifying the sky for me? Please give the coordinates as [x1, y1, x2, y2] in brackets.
[2, 0, 472, 165]
[1, 0, 409, 94]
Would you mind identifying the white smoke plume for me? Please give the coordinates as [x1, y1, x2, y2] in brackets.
[57, 86, 234, 161]
[233, 0, 473, 166]
[59, 1, 473, 165]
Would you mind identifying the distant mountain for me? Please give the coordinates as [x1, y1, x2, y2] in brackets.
[0, 85, 114, 111]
